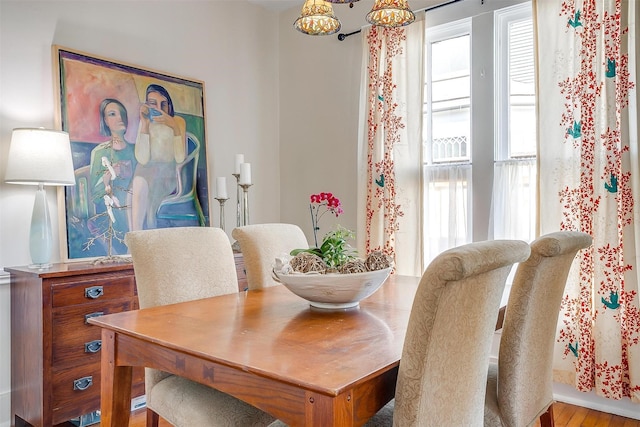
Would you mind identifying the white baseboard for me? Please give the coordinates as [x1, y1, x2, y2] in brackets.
[553, 382, 640, 420]
[490, 332, 640, 421]
[0, 389, 10, 427]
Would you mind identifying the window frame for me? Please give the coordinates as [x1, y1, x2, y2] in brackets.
[494, 3, 536, 161]
[424, 18, 472, 166]
[421, 0, 535, 267]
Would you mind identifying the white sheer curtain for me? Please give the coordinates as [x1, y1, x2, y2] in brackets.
[357, 18, 424, 277]
[423, 163, 471, 265]
[490, 158, 537, 241]
[535, 0, 639, 402]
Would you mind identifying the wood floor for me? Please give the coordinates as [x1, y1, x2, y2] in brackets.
[51, 401, 639, 426]
[117, 401, 640, 426]
[531, 402, 640, 427]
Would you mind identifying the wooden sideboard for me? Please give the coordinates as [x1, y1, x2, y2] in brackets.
[8, 253, 246, 427]
[7, 262, 144, 427]
[234, 251, 248, 291]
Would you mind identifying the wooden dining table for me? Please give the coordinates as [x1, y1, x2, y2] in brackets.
[89, 275, 421, 426]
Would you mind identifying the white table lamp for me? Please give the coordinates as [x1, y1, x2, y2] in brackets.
[5, 128, 75, 268]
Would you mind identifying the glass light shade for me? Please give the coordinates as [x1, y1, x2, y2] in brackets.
[294, 0, 341, 36]
[366, 0, 415, 27]
[5, 128, 75, 268]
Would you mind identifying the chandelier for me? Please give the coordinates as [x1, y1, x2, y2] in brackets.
[366, 0, 415, 27]
[294, 0, 341, 36]
[294, 0, 415, 36]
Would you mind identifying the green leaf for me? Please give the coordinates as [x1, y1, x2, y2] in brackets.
[290, 248, 322, 257]
[291, 225, 357, 269]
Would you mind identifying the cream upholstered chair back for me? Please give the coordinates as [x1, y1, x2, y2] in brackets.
[126, 227, 238, 309]
[125, 227, 238, 391]
[485, 231, 592, 427]
[391, 239, 531, 427]
[125, 227, 274, 427]
[232, 223, 309, 290]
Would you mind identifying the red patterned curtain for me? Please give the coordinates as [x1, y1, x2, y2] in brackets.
[535, 0, 639, 401]
[357, 22, 423, 276]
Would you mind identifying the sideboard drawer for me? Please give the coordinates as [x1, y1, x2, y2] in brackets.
[52, 363, 101, 420]
[52, 299, 135, 367]
[51, 363, 145, 425]
[52, 274, 136, 307]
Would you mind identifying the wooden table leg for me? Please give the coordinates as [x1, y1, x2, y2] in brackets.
[100, 329, 133, 427]
[305, 391, 354, 427]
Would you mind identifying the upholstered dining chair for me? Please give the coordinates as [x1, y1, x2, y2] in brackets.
[484, 231, 592, 427]
[232, 223, 309, 290]
[125, 227, 275, 427]
[269, 239, 531, 427]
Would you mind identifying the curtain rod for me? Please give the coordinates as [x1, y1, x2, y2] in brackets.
[337, 0, 468, 41]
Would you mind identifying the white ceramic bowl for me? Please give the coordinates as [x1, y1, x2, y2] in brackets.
[273, 267, 392, 309]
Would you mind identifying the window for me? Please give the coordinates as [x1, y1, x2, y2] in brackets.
[423, 19, 472, 264]
[492, 4, 536, 243]
[422, 2, 536, 267]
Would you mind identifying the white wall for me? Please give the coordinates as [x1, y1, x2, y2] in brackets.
[278, 0, 442, 244]
[278, 3, 364, 242]
[0, 1, 283, 424]
[0, 0, 283, 268]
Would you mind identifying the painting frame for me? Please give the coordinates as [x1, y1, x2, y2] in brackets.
[53, 45, 210, 262]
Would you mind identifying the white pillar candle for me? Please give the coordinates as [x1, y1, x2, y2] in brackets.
[239, 163, 252, 185]
[234, 154, 244, 174]
[215, 177, 228, 199]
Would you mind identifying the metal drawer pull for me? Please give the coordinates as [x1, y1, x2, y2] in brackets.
[84, 340, 102, 353]
[84, 312, 104, 323]
[73, 376, 93, 391]
[84, 286, 103, 299]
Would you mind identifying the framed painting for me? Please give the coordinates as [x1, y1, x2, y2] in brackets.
[53, 45, 210, 262]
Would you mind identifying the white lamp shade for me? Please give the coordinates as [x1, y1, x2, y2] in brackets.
[5, 128, 75, 186]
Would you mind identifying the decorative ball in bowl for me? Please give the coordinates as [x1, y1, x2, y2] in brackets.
[273, 267, 392, 309]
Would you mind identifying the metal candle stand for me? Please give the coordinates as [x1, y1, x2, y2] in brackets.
[232, 173, 241, 227]
[214, 197, 229, 231]
[239, 183, 253, 226]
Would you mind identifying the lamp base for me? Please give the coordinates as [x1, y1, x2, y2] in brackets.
[29, 184, 53, 268]
[28, 262, 53, 270]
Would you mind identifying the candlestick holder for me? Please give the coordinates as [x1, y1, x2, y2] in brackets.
[232, 173, 241, 227]
[239, 183, 253, 226]
[214, 197, 229, 231]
